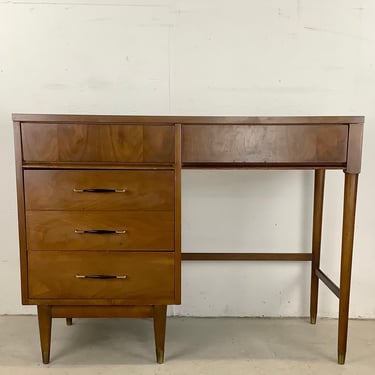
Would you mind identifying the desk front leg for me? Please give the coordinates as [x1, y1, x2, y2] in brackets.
[153, 305, 167, 364]
[37, 305, 52, 364]
[338, 172, 358, 364]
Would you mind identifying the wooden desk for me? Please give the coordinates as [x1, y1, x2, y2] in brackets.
[13, 114, 364, 365]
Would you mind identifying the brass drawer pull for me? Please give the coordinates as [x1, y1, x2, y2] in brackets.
[75, 274, 127, 279]
[73, 188, 127, 193]
[74, 229, 127, 234]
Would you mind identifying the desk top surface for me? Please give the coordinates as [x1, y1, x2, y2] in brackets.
[12, 114, 364, 125]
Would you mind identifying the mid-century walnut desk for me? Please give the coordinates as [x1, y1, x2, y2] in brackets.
[13, 114, 364, 365]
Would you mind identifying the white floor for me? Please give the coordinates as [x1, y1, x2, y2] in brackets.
[0, 316, 374, 374]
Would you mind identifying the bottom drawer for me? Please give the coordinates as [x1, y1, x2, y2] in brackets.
[28, 251, 175, 301]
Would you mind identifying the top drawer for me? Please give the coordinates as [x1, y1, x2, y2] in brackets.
[182, 124, 348, 164]
[21, 123, 174, 163]
[24, 170, 174, 211]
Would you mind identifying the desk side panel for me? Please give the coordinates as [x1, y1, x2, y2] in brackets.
[13, 121, 29, 304]
[346, 123, 364, 174]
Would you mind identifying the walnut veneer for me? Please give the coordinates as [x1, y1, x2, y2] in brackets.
[13, 114, 364, 365]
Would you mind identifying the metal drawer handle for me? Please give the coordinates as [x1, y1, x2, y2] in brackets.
[73, 188, 127, 193]
[75, 274, 127, 279]
[74, 229, 127, 234]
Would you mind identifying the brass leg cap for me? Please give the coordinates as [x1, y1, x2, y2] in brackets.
[338, 353, 346, 365]
[156, 349, 164, 364]
[310, 316, 317, 325]
[42, 351, 50, 364]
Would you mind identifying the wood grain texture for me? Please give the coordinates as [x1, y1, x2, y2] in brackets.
[28, 251, 175, 301]
[58, 124, 143, 162]
[182, 125, 348, 165]
[24, 170, 174, 211]
[26, 211, 174, 251]
[21, 123, 174, 163]
[143, 126, 175, 163]
[21, 123, 58, 161]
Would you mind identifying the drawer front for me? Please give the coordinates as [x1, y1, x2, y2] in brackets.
[26, 211, 174, 251]
[21, 123, 174, 163]
[28, 251, 174, 300]
[25, 170, 174, 211]
[182, 124, 348, 164]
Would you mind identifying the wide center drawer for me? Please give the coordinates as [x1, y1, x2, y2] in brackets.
[28, 251, 175, 300]
[26, 211, 174, 251]
[182, 124, 348, 164]
[24, 170, 174, 211]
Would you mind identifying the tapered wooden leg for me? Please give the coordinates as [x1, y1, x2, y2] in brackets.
[66, 318, 72, 326]
[338, 173, 358, 364]
[37, 305, 52, 364]
[310, 169, 325, 324]
[153, 305, 167, 364]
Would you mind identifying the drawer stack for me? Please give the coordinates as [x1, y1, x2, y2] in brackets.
[25, 170, 176, 301]
[14, 119, 180, 364]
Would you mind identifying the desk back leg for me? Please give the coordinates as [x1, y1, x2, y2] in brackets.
[338, 172, 358, 364]
[310, 169, 325, 324]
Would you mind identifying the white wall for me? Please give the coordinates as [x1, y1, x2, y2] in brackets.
[0, 0, 374, 317]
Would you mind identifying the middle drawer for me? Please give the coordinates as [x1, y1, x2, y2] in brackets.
[26, 211, 174, 251]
